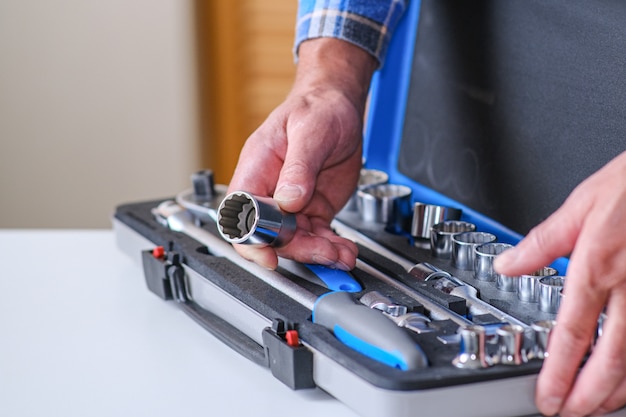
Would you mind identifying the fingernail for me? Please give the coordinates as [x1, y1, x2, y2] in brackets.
[312, 254, 334, 266]
[540, 396, 563, 416]
[275, 184, 303, 203]
[332, 261, 351, 271]
[251, 258, 274, 270]
[243, 253, 275, 270]
[260, 262, 276, 270]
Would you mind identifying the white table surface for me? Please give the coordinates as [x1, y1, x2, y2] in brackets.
[0, 230, 359, 417]
[3, 230, 626, 417]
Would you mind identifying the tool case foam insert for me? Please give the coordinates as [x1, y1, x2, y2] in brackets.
[112, 0, 626, 416]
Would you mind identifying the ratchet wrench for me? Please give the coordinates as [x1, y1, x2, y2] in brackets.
[152, 201, 428, 371]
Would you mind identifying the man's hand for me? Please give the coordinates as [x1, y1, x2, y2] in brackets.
[227, 38, 377, 270]
[495, 150, 626, 416]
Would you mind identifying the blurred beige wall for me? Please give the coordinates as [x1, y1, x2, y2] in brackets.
[0, 0, 201, 228]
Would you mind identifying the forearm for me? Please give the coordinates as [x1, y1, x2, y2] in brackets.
[294, 38, 377, 115]
[295, 0, 409, 66]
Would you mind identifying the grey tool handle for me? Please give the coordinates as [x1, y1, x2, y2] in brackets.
[313, 291, 428, 370]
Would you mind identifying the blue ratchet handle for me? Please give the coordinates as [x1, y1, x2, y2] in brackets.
[313, 291, 428, 371]
[304, 264, 362, 293]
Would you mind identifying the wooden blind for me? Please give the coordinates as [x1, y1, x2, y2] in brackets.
[196, 1, 298, 184]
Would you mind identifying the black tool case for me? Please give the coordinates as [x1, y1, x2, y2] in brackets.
[114, 1, 626, 416]
[114, 199, 546, 417]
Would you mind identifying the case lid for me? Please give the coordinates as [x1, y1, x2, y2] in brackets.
[364, 0, 626, 273]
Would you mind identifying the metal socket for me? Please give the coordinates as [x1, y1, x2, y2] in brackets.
[410, 202, 461, 240]
[517, 267, 558, 303]
[531, 320, 557, 359]
[538, 276, 566, 313]
[356, 184, 412, 232]
[430, 220, 476, 259]
[344, 169, 389, 211]
[473, 242, 515, 286]
[217, 191, 296, 247]
[496, 324, 525, 365]
[452, 325, 489, 369]
[452, 232, 497, 271]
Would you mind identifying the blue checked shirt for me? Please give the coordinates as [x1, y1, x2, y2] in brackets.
[295, 0, 408, 65]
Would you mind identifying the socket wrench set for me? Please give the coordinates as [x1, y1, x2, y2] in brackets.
[111, 2, 623, 414]
[113, 168, 584, 417]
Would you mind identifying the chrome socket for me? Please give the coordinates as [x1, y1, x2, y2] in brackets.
[430, 220, 476, 259]
[495, 324, 525, 365]
[344, 168, 389, 211]
[410, 202, 461, 240]
[538, 276, 566, 313]
[530, 320, 557, 360]
[517, 267, 558, 302]
[452, 325, 490, 369]
[452, 232, 497, 271]
[356, 184, 412, 232]
[217, 191, 296, 247]
[474, 242, 515, 286]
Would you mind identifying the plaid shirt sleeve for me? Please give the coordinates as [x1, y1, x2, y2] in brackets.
[294, 0, 408, 66]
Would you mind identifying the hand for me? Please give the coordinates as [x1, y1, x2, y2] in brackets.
[227, 38, 377, 270]
[494, 150, 626, 416]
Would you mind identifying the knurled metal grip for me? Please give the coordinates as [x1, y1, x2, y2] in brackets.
[217, 191, 296, 247]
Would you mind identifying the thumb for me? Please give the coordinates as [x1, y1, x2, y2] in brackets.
[274, 131, 329, 213]
[274, 158, 319, 213]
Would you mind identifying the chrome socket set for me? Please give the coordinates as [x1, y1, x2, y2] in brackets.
[113, 169, 599, 417]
